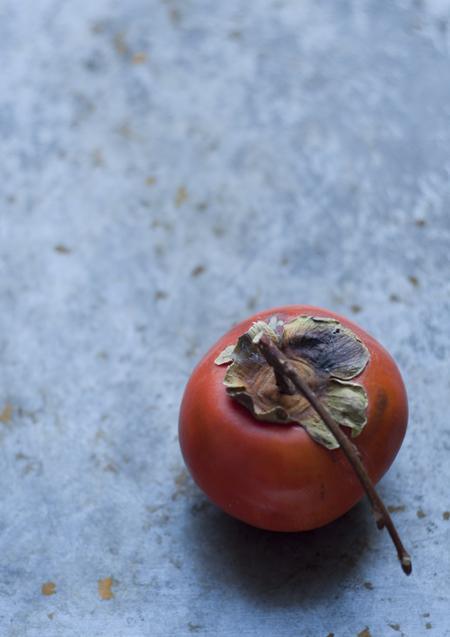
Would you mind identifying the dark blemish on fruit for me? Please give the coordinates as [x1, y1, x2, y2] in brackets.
[375, 388, 388, 423]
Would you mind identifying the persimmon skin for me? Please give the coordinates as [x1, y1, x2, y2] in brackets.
[179, 305, 408, 532]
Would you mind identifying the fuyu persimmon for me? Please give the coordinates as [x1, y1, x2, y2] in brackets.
[179, 305, 408, 539]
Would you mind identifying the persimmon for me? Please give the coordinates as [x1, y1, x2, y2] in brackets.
[179, 305, 410, 573]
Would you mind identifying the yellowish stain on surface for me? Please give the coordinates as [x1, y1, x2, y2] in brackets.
[103, 464, 118, 474]
[191, 265, 205, 277]
[98, 577, 114, 599]
[172, 467, 189, 500]
[146, 176, 156, 185]
[0, 403, 12, 425]
[55, 245, 71, 254]
[42, 582, 56, 596]
[358, 629, 371, 637]
[114, 32, 128, 55]
[175, 186, 187, 207]
[133, 52, 147, 64]
[92, 149, 103, 166]
[387, 505, 405, 513]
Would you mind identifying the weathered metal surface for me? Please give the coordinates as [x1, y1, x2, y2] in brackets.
[1, 0, 450, 634]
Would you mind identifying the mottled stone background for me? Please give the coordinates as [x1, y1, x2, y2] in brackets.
[1, 0, 450, 635]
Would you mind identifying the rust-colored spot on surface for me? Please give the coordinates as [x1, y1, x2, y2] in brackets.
[192, 265, 205, 277]
[0, 403, 12, 425]
[133, 52, 147, 64]
[390, 294, 400, 302]
[92, 149, 103, 166]
[417, 509, 426, 518]
[188, 623, 201, 633]
[42, 582, 56, 596]
[170, 8, 180, 23]
[114, 32, 128, 55]
[104, 464, 118, 473]
[390, 624, 400, 631]
[388, 505, 405, 513]
[358, 629, 371, 637]
[175, 186, 187, 207]
[363, 582, 373, 590]
[146, 176, 156, 185]
[426, 623, 432, 629]
[55, 245, 71, 254]
[423, 613, 430, 617]
[443, 511, 450, 520]
[409, 275, 419, 286]
[98, 577, 114, 599]
[351, 305, 362, 313]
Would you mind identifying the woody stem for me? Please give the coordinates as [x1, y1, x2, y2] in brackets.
[253, 332, 412, 576]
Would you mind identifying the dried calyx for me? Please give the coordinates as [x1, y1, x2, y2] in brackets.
[215, 315, 370, 450]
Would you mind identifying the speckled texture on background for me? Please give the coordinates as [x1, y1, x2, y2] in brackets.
[1, 0, 450, 635]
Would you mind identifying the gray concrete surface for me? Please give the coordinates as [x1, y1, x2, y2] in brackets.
[1, 0, 450, 634]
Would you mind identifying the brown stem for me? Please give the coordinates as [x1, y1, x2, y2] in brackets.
[253, 332, 412, 576]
